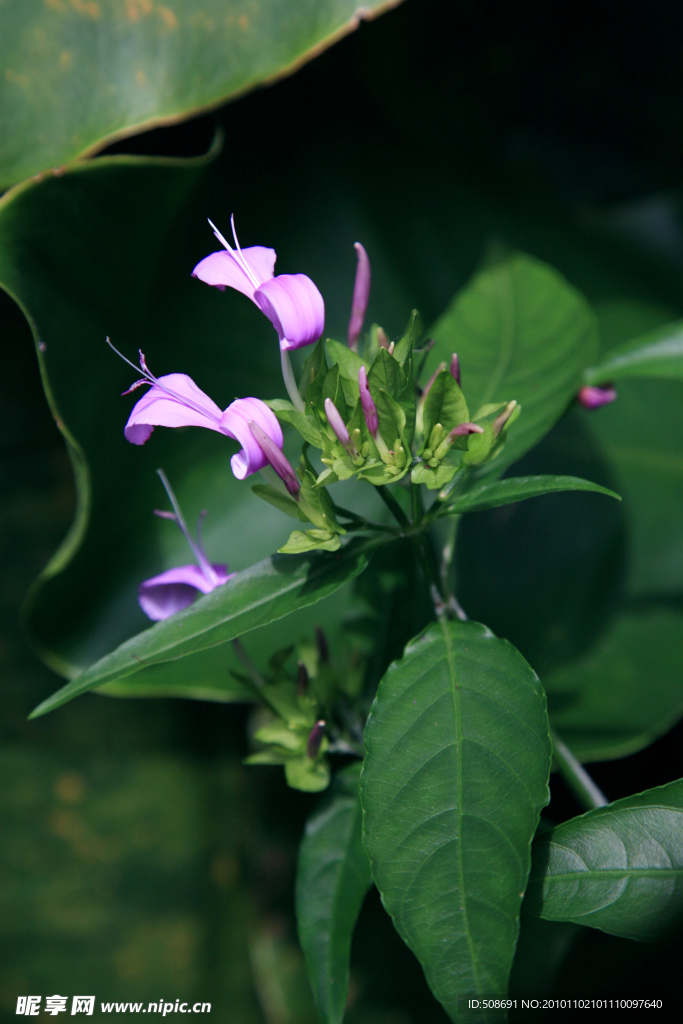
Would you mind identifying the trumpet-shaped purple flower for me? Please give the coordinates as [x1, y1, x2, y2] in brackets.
[110, 341, 283, 481]
[192, 217, 325, 353]
[138, 470, 234, 621]
[578, 384, 617, 409]
[348, 242, 371, 350]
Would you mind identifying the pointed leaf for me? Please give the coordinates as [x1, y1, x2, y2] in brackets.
[422, 370, 469, 443]
[0, 0, 404, 188]
[266, 400, 324, 447]
[446, 475, 620, 515]
[30, 538, 376, 718]
[326, 338, 367, 380]
[584, 320, 683, 384]
[361, 620, 551, 1015]
[296, 764, 372, 1024]
[524, 779, 683, 942]
[429, 253, 598, 476]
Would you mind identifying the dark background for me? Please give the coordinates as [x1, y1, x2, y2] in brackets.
[3, 0, 683, 1019]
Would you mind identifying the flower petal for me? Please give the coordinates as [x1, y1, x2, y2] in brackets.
[138, 563, 232, 621]
[124, 373, 223, 444]
[220, 397, 284, 479]
[254, 274, 325, 351]
[191, 246, 277, 300]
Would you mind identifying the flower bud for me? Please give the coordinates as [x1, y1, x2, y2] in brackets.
[248, 420, 300, 497]
[306, 720, 326, 759]
[578, 384, 617, 409]
[348, 242, 371, 350]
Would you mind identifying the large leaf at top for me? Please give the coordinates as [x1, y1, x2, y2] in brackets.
[30, 538, 376, 718]
[361, 620, 552, 1018]
[429, 253, 598, 478]
[543, 608, 683, 763]
[446, 475, 619, 515]
[296, 763, 372, 1024]
[584, 319, 683, 385]
[0, 0, 402, 189]
[524, 779, 683, 942]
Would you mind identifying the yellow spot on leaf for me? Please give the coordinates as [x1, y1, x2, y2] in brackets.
[59, 50, 73, 69]
[125, 0, 154, 22]
[70, 0, 100, 18]
[157, 5, 177, 29]
[135, 69, 147, 86]
[238, 13, 250, 30]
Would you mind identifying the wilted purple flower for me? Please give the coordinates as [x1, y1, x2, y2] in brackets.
[247, 419, 300, 497]
[358, 365, 379, 438]
[192, 217, 325, 353]
[110, 341, 284, 481]
[578, 384, 617, 410]
[138, 470, 234, 621]
[348, 242, 371, 351]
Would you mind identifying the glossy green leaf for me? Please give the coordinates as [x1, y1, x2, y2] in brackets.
[429, 253, 598, 477]
[361, 620, 552, 1016]
[97, 642, 255, 702]
[524, 779, 683, 941]
[582, 378, 683, 595]
[0, 0, 402, 188]
[446, 475, 620, 516]
[584, 320, 683, 385]
[296, 763, 372, 1024]
[30, 538, 376, 718]
[544, 608, 683, 762]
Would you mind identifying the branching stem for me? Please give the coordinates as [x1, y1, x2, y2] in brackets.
[551, 728, 608, 810]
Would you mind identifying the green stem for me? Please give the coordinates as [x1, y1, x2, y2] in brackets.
[331, 503, 398, 534]
[411, 481, 424, 525]
[281, 349, 306, 413]
[441, 514, 460, 598]
[551, 728, 608, 811]
[374, 486, 410, 530]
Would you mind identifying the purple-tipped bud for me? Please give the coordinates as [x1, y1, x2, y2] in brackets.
[449, 422, 485, 438]
[359, 365, 379, 438]
[492, 401, 518, 437]
[297, 661, 309, 696]
[307, 720, 326, 759]
[377, 327, 391, 350]
[421, 362, 446, 400]
[450, 353, 461, 387]
[348, 242, 371, 351]
[578, 384, 617, 410]
[315, 625, 330, 663]
[248, 420, 300, 497]
[324, 398, 357, 455]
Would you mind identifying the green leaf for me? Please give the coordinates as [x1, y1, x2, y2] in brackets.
[393, 309, 422, 366]
[285, 756, 331, 793]
[429, 253, 598, 476]
[279, 529, 341, 554]
[296, 763, 372, 1024]
[97, 643, 256, 703]
[29, 539, 375, 718]
[367, 346, 406, 401]
[0, 0, 403, 188]
[325, 338, 367, 380]
[361, 620, 552, 1015]
[446, 475, 621, 515]
[421, 369, 469, 444]
[524, 779, 683, 942]
[411, 458, 457, 491]
[321, 363, 350, 423]
[544, 608, 683, 762]
[584, 320, 683, 384]
[252, 484, 304, 520]
[266, 400, 324, 447]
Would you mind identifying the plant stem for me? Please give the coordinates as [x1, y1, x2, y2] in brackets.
[281, 349, 306, 412]
[374, 486, 410, 530]
[411, 481, 423, 525]
[551, 728, 608, 811]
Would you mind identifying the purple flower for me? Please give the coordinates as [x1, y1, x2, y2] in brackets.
[348, 242, 371, 351]
[449, 422, 484, 438]
[192, 217, 325, 353]
[324, 397, 358, 456]
[578, 384, 617, 410]
[138, 470, 235, 621]
[111, 342, 284, 481]
[247, 419, 300, 497]
[358, 365, 379, 438]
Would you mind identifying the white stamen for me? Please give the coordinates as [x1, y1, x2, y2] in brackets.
[156, 469, 218, 587]
[207, 215, 261, 292]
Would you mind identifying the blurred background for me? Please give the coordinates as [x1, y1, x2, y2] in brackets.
[3, 0, 683, 1018]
